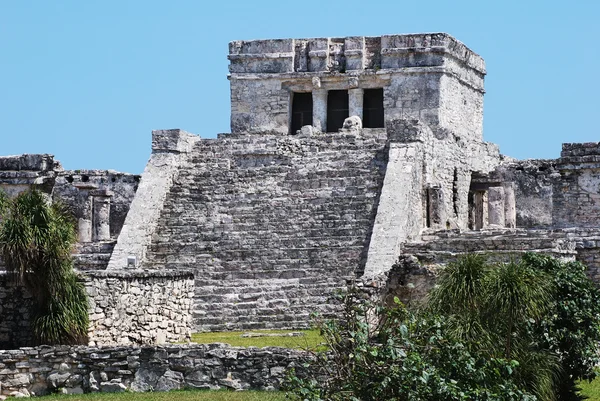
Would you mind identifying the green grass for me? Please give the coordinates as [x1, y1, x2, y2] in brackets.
[38, 390, 287, 400]
[191, 329, 323, 350]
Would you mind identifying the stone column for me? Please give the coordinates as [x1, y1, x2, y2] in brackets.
[92, 190, 113, 241]
[312, 88, 327, 132]
[428, 185, 445, 228]
[503, 183, 517, 228]
[78, 192, 93, 243]
[473, 191, 487, 230]
[488, 186, 505, 227]
[348, 88, 364, 120]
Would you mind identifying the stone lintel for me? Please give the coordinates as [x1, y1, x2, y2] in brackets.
[234, 66, 483, 93]
[83, 268, 195, 280]
[90, 189, 114, 198]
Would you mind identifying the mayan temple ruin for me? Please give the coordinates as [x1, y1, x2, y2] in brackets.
[1, 32, 600, 363]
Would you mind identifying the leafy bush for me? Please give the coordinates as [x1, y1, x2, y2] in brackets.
[284, 289, 536, 401]
[286, 254, 600, 401]
[427, 255, 558, 400]
[0, 189, 88, 345]
[521, 253, 600, 401]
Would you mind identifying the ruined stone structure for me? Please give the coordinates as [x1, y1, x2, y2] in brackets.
[0, 155, 193, 348]
[2, 33, 600, 354]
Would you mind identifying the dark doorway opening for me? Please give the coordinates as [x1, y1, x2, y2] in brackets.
[290, 92, 313, 134]
[363, 88, 385, 128]
[327, 90, 349, 132]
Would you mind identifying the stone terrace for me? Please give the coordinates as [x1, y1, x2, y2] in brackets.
[403, 228, 578, 266]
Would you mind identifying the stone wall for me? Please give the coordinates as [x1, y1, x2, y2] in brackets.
[492, 159, 558, 228]
[0, 270, 193, 349]
[84, 269, 194, 346]
[553, 143, 600, 228]
[0, 273, 33, 350]
[402, 228, 577, 267]
[0, 343, 308, 397]
[0, 154, 58, 197]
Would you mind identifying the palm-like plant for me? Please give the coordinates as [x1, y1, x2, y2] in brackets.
[0, 189, 88, 345]
[427, 255, 558, 401]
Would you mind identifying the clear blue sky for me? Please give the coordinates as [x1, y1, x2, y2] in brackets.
[2, 1, 598, 173]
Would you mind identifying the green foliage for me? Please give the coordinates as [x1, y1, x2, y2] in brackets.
[284, 290, 536, 401]
[428, 255, 558, 400]
[0, 189, 88, 345]
[286, 254, 600, 401]
[521, 253, 600, 401]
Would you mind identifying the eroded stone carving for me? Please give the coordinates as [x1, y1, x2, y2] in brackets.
[342, 115, 362, 130]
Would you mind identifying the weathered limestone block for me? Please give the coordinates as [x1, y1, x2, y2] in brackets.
[312, 88, 327, 132]
[364, 141, 424, 276]
[428, 185, 446, 228]
[92, 190, 113, 242]
[107, 129, 199, 269]
[0, 154, 56, 172]
[348, 88, 364, 120]
[503, 184, 516, 228]
[78, 192, 94, 243]
[488, 186, 505, 227]
[473, 191, 488, 230]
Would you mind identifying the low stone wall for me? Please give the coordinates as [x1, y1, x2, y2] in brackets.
[0, 343, 308, 397]
[1, 269, 194, 349]
[85, 269, 194, 346]
[0, 274, 33, 349]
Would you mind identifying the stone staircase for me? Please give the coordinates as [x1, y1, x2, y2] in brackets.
[73, 241, 116, 271]
[145, 130, 389, 331]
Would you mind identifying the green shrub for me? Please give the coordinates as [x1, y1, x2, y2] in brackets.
[0, 189, 88, 345]
[286, 254, 600, 401]
[427, 255, 558, 400]
[522, 253, 600, 401]
[284, 289, 535, 401]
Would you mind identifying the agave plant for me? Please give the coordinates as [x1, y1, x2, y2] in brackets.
[0, 189, 88, 345]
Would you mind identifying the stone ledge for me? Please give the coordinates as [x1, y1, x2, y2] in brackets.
[83, 269, 194, 279]
[229, 33, 485, 74]
[0, 154, 58, 172]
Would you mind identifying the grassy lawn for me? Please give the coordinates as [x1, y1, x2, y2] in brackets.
[38, 390, 287, 400]
[191, 329, 323, 350]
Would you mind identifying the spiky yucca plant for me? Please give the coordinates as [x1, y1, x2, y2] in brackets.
[0, 189, 88, 345]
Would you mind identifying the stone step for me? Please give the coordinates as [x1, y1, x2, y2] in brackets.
[405, 237, 571, 252]
[75, 241, 116, 254]
[73, 253, 112, 271]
